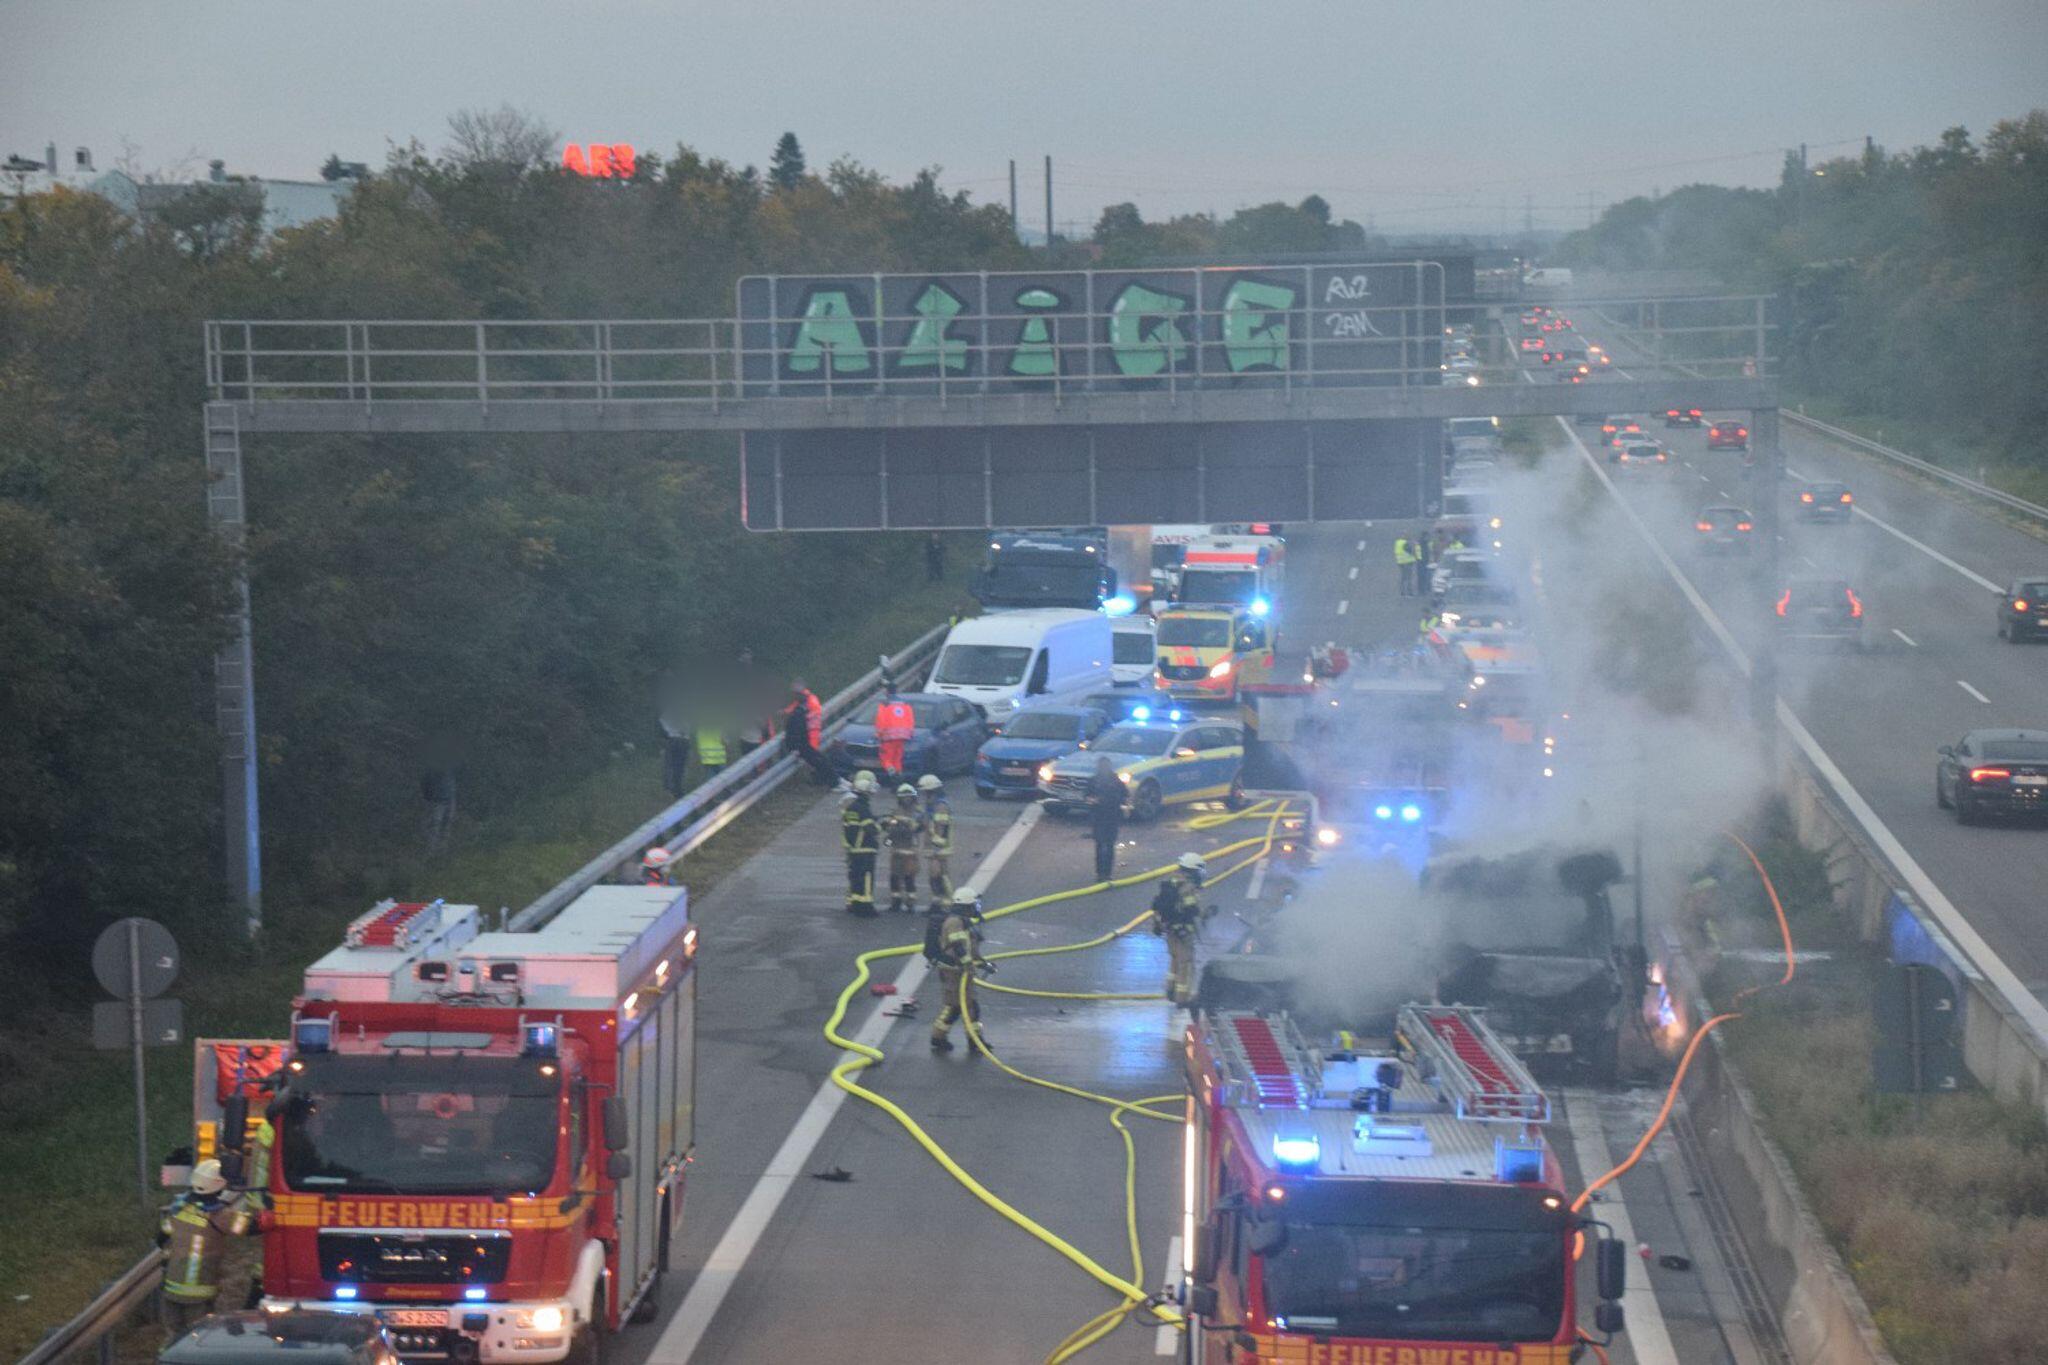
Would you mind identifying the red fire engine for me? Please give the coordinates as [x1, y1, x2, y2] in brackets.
[196, 888, 696, 1362]
[1179, 1004, 1627, 1364]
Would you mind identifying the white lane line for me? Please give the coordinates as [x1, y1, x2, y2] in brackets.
[1785, 463, 2002, 592]
[1892, 628, 1919, 647]
[652, 803, 1044, 1362]
[1959, 679, 1992, 704]
[1347, 565, 1359, 580]
[1563, 1091, 1682, 1365]
[1799, 555, 1821, 571]
[1153, 1234, 1184, 1354]
[1336, 599, 1350, 616]
[1356, 538, 1367, 552]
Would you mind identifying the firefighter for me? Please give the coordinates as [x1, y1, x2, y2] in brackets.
[917, 774, 954, 912]
[874, 685, 916, 783]
[841, 773, 881, 916]
[640, 847, 673, 886]
[158, 1159, 248, 1339]
[882, 783, 925, 913]
[1149, 853, 1210, 1006]
[928, 888, 992, 1052]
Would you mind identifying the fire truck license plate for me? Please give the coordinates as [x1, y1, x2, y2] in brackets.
[380, 1310, 448, 1328]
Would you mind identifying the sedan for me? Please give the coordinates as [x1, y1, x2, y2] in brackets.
[973, 704, 1110, 798]
[1601, 415, 1647, 448]
[1997, 577, 2048, 642]
[827, 692, 990, 778]
[1936, 729, 2048, 824]
[1615, 441, 1671, 472]
[1795, 481, 1854, 522]
[1038, 718, 1244, 821]
[1693, 505, 1756, 554]
[1775, 578, 1864, 646]
[1708, 420, 1750, 450]
[1663, 406, 1705, 427]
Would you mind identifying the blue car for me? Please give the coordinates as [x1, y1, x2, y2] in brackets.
[1076, 687, 1183, 726]
[827, 692, 990, 779]
[974, 704, 1112, 799]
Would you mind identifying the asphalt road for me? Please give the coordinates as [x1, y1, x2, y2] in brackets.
[1556, 322, 2048, 997]
[596, 518, 1781, 1365]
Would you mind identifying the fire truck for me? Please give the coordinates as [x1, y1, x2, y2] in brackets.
[1179, 1004, 1627, 1364]
[194, 888, 696, 1363]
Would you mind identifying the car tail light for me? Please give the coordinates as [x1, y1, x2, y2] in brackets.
[1775, 590, 1790, 617]
[1736, 521, 1753, 531]
[2015, 599, 2030, 612]
[1667, 409, 1679, 417]
[1840, 492, 1854, 504]
[1739, 428, 1749, 437]
[1695, 520, 1714, 532]
[1970, 767, 2011, 783]
[1800, 492, 1815, 503]
[1846, 589, 1863, 618]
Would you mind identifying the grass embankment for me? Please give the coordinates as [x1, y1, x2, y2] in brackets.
[0, 572, 973, 1360]
[1691, 823, 2048, 1365]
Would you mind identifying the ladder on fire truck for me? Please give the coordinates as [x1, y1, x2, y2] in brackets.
[1209, 1012, 1319, 1110]
[1399, 1003, 1550, 1125]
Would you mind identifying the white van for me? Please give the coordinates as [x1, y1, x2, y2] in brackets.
[927, 609, 1114, 728]
[1110, 614, 1158, 687]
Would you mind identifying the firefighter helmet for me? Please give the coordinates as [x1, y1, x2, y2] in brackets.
[896, 783, 918, 800]
[1176, 853, 1208, 875]
[950, 887, 983, 916]
[852, 771, 878, 794]
[642, 847, 672, 871]
[189, 1158, 228, 1197]
[917, 774, 944, 793]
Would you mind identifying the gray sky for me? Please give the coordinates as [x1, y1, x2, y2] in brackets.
[5, 0, 2046, 235]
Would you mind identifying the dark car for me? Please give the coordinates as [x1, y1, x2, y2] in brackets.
[162, 1312, 398, 1365]
[1795, 481, 1854, 521]
[1694, 505, 1756, 554]
[973, 703, 1110, 798]
[1078, 686, 1181, 726]
[827, 692, 990, 778]
[1707, 420, 1749, 450]
[1663, 405, 1704, 427]
[1775, 577, 1864, 645]
[1936, 729, 2048, 824]
[1996, 578, 2048, 642]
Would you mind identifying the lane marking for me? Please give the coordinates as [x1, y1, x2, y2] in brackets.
[1356, 538, 1367, 552]
[1785, 463, 2001, 592]
[1892, 628, 1918, 647]
[1563, 1091, 1682, 1365]
[1347, 565, 1359, 581]
[1337, 599, 1349, 615]
[1154, 1234, 1184, 1354]
[652, 803, 1044, 1362]
[1959, 679, 1991, 704]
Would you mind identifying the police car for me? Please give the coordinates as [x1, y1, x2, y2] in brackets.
[1036, 717, 1245, 821]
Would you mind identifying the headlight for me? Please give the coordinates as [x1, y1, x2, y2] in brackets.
[515, 1307, 566, 1332]
[1208, 659, 1235, 678]
[1037, 763, 1055, 783]
[1315, 827, 1340, 847]
[1118, 770, 1133, 784]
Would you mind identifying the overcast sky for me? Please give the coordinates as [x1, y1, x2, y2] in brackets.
[5, 0, 2046, 235]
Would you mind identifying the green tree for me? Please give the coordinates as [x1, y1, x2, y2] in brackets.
[769, 132, 807, 191]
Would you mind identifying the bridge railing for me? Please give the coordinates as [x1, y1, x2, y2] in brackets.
[204, 294, 1773, 408]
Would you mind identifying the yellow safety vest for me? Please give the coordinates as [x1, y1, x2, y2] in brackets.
[695, 728, 727, 765]
[1394, 539, 1418, 565]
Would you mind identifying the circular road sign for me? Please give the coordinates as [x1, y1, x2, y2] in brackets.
[92, 917, 181, 1000]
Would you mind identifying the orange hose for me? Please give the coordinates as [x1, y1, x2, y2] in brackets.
[1568, 830, 1797, 1216]
[1577, 1329, 1612, 1365]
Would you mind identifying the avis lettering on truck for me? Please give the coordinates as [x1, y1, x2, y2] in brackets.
[199, 889, 697, 1363]
[1179, 1005, 1629, 1363]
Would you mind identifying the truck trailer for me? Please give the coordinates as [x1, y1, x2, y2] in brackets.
[196, 889, 697, 1363]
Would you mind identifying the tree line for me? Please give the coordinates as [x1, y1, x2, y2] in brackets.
[1553, 111, 2048, 458]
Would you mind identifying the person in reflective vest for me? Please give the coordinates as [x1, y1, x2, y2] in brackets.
[928, 888, 991, 1052]
[917, 774, 953, 912]
[882, 784, 924, 913]
[694, 723, 727, 779]
[840, 773, 881, 917]
[158, 1159, 248, 1338]
[1394, 536, 1419, 596]
[1149, 853, 1209, 1006]
[784, 681, 829, 783]
[874, 686, 916, 782]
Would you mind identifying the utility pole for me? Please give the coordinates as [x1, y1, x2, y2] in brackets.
[1043, 155, 1053, 250]
[1008, 159, 1019, 243]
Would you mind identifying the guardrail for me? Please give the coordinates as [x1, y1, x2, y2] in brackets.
[511, 622, 946, 930]
[32, 621, 950, 1361]
[1783, 411, 2048, 525]
[20, 1249, 162, 1365]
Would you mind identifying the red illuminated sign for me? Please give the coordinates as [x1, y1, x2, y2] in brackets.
[562, 143, 636, 178]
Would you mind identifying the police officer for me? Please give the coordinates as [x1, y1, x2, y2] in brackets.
[841, 772, 881, 916]
[882, 783, 924, 913]
[158, 1159, 248, 1338]
[1149, 853, 1210, 1006]
[928, 888, 991, 1052]
[917, 774, 953, 912]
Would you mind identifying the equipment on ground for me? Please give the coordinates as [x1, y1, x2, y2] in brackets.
[194, 890, 697, 1362]
[1180, 1004, 1628, 1360]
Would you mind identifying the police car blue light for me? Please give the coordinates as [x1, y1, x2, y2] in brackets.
[1250, 597, 1271, 617]
[1131, 705, 1150, 720]
[1103, 594, 1137, 617]
[1271, 1134, 1320, 1170]
[1374, 804, 1395, 820]
[1400, 803, 1423, 823]
[333, 1286, 358, 1301]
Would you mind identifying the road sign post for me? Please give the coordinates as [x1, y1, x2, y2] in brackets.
[92, 918, 182, 1219]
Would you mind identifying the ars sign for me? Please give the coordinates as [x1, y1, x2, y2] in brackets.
[562, 143, 637, 178]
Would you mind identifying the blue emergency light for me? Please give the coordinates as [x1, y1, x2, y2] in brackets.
[1131, 705, 1151, 721]
[464, 1287, 488, 1302]
[521, 1023, 559, 1058]
[333, 1286, 358, 1301]
[1271, 1134, 1321, 1171]
[1400, 803, 1423, 824]
[292, 1017, 332, 1055]
[1250, 597, 1271, 617]
[1495, 1138, 1545, 1184]
[1169, 709, 1183, 721]
[1103, 594, 1137, 617]
[1374, 804, 1395, 821]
